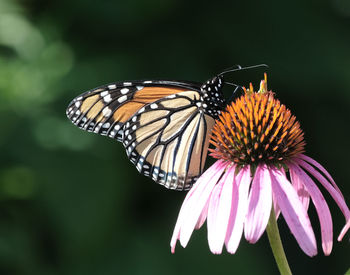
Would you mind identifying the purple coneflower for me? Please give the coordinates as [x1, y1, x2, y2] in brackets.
[171, 76, 350, 257]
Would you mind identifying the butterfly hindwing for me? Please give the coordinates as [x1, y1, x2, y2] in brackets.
[122, 91, 215, 190]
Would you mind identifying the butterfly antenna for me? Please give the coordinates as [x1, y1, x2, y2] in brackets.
[219, 64, 243, 73]
[224, 81, 242, 89]
[225, 82, 243, 102]
[218, 64, 269, 76]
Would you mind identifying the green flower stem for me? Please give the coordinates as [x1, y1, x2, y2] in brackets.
[266, 207, 292, 275]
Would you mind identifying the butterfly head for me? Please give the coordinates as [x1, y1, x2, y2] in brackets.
[200, 75, 226, 118]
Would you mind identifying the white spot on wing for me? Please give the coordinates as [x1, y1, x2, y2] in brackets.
[118, 95, 127, 103]
[102, 107, 112, 117]
[104, 94, 112, 103]
[120, 88, 129, 94]
[108, 84, 117, 89]
[101, 91, 109, 97]
[150, 103, 158, 109]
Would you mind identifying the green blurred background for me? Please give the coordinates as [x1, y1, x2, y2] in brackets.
[0, 0, 350, 274]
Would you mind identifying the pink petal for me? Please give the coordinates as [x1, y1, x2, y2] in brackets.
[179, 160, 227, 248]
[244, 164, 272, 243]
[170, 189, 194, 253]
[195, 200, 209, 230]
[296, 159, 350, 220]
[298, 154, 342, 196]
[207, 182, 223, 253]
[170, 160, 226, 253]
[270, 168, 317, 257]
[338, 219, 350, 241]
[273, 192, 281, 219]
[207, 167, 235, 254]
[225, 165, 252, 254]
[171, 191, 192, 253]
[273, 170, 285, 219]
[223, 173, 239, 253]
[290, 164, 333, 255]
[290, 166, 310, 211]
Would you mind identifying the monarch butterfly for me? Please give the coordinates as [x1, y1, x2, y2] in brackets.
[66, 65, 266, 190]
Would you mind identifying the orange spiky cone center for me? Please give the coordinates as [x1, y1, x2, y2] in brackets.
[209, 77, 305, 166]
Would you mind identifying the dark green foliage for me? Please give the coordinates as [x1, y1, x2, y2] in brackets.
[0, 0, 349, 274]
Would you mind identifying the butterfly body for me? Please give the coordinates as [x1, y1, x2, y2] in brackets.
[66, 76, 226, 190]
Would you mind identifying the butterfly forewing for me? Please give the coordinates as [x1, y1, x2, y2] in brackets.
[66, 83, 139, 140]
[66, 81, 194, 141]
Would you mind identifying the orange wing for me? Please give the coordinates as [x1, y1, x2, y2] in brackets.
[66, 83, 192, 141]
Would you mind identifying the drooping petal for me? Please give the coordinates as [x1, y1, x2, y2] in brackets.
[207, 166, 235, 254]
[171, 193, 192, 253]
[195, 200, 209, 230]
[289, 165, 310, 211]
[225, 165, 252, 254]
[297, 159, 350, 220]
[270, 168, 317, 257]
[223, 172, 240, 253]
[244, 164, 272, 243]
[179, 160, 227, 248]
[170, 160, 226, 252]
[298, 154, 342, 196]
[207, 181, 224, 252]
[171, 183, 201, 252]
[170, 187, 197, 253]
[290, 164, 333, 255]
[273, 192, 281, 219]
[338, 219, 350, 241]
